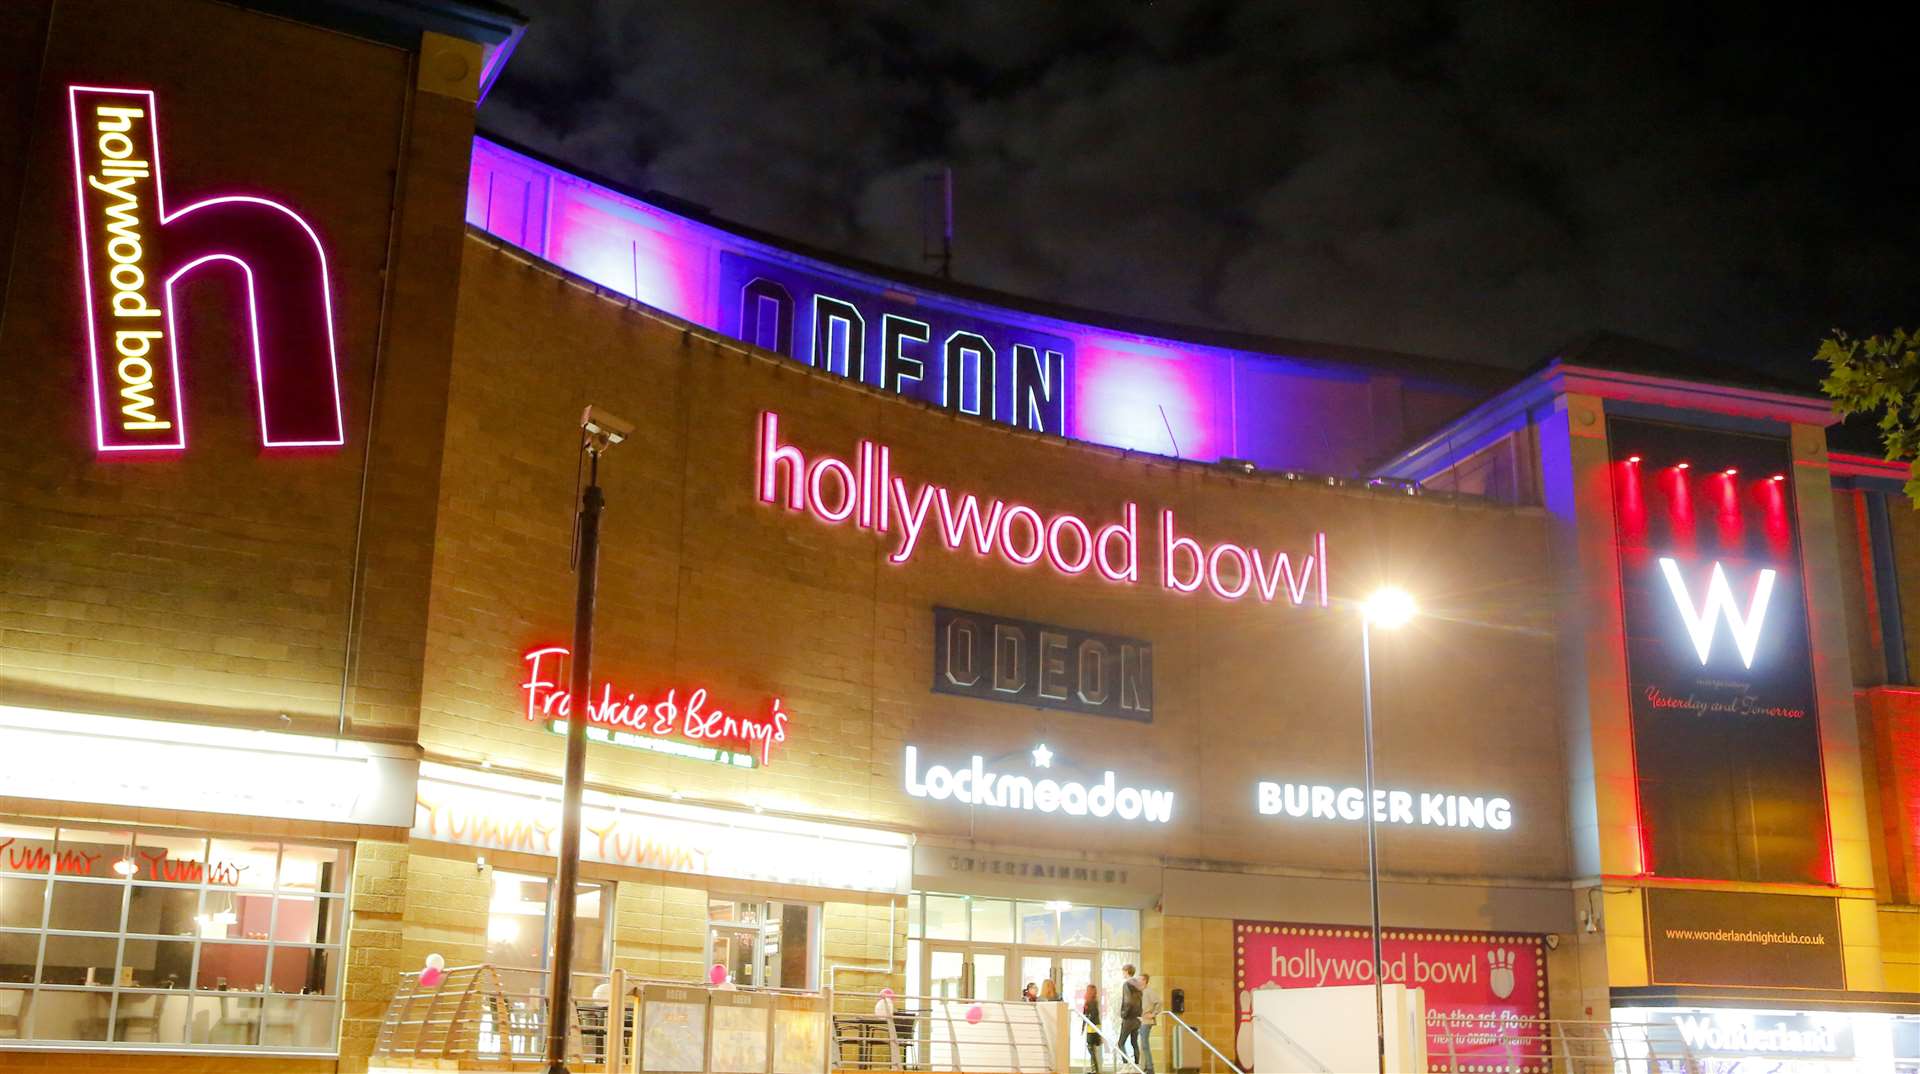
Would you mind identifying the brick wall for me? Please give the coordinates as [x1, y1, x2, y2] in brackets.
[424, 233, 1570, 886]
[0, 0, 471, 742]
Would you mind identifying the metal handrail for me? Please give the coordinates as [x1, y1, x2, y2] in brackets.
[832, 991, 1056, 1073]
[1158, 1010, 1249, 1074]
[1247, 1014, 1331, 1074]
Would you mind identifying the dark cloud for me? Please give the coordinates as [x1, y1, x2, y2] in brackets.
[483, 1, 1917, 374]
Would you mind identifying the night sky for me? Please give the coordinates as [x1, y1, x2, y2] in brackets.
[483, 2, 1916, 377]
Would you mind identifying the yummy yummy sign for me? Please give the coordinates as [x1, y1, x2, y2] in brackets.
[1234, 921, 1547, 1073]
[758, 411, 1328, 604]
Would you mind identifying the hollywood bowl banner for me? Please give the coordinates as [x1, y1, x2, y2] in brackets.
[1234, 921, 1548, 1073]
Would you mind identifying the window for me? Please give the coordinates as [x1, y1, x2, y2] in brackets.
[706, 898, 820, 989]
[484, 871, 611, 997]
[0, 821, 346, 1053]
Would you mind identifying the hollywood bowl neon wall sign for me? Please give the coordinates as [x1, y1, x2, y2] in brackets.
[757, 411, 1329, 605]
[67, 85, 344, 453]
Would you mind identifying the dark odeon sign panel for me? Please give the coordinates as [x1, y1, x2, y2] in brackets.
[931, 606, 1151, 722]
[1609, 418, 1829, 884]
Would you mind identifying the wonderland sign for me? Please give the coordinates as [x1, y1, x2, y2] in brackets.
[67, 85, 344, 453]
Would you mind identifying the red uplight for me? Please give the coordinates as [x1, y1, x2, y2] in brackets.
[1770, 474, 1785, 482]
[1627, 455, 1642, 464]
[1723, 468, 1738, 476]
[1675, 462, 1690, 470]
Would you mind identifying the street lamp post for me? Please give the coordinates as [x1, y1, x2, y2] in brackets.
[1359, 587, 1415, 1074]
[546, 407, 632, 1074]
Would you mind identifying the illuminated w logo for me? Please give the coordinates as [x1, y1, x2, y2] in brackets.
[1658, 557, 1777, 669]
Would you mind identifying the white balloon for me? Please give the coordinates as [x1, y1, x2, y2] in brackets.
[425, 953, 446, 971]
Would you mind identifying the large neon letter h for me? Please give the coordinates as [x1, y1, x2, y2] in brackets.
[68, 85, 344, 453]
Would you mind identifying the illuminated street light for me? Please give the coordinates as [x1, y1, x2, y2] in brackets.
[1363, 587, 1417, 629]
[1358, 586, 1416, 1074]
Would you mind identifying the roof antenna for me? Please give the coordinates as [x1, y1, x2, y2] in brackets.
[922, 166, 953, 279]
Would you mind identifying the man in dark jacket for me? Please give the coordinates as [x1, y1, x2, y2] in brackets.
[1118, 964, 1143, 1066]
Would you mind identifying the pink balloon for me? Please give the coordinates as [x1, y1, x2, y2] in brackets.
[880, 988, 896, 1000]
[965, 1004, 984, 1025]
[709, 963, 729, 986]
[419, 966, 444, 989]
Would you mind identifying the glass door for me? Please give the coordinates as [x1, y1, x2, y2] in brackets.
[924, 945, 1011, 1000]
[1018, 953, 1098, 1065]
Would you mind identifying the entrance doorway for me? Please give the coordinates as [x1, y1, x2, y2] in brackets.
[925, 944, 1009, 1001]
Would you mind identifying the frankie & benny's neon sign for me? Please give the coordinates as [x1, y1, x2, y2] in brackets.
[520, 646, 790, 767]
[68, 85, 345, 453]
[757, 411, 1329, 604]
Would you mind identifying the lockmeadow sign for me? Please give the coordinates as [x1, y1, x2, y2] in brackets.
[904, 743, 1175, 824]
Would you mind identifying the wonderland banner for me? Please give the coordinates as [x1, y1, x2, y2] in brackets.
[1234, 921, 1548, 1073]
[1609, 418, 1828, 883]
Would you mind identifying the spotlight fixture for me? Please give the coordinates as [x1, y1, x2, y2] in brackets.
[1723, 468, 1738, 476]
[1770, 474, 1785, 482]
[1675, 462, 1690, 470]
[1626, 455, 1642, 464]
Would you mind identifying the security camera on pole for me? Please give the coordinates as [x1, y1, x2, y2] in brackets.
[546, 406, 632, 1074]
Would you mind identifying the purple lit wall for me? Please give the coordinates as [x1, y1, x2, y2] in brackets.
[467, 137, 1489, 474]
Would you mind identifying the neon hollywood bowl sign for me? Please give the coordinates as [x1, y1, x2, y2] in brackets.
[758, 411, 1329, 605]
[68, 85, 344, 453]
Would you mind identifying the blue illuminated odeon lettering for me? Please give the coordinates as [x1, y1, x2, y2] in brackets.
[732, 264, 1069, 436]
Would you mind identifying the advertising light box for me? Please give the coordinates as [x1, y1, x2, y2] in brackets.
[1608, 418, 1828, 883]
[1234, 921, 1548, 1073]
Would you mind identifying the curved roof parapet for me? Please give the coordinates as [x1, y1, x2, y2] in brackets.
[467, 133, 1517, 476]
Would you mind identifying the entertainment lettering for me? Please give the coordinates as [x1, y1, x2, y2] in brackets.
[903, 744, 1175, 823]
[67, 85, 345, 453]
[758, 411, 1328, 605]
[520, 646, 789, 767]
[1255, 781, 1513, 831]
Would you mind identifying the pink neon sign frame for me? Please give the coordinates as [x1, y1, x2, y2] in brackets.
[67, 85, 346, 453]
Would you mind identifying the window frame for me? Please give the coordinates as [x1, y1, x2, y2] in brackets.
[704, 895, 823, 990]
[0, 820, 350, 1056]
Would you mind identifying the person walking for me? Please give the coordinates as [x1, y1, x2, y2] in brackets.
[1041, 979, 1060, 1003]
[1083, 984, 1103, 1074]
[1023, 982, 1039, 1003]
[1134, 973, 1161, 1074]
[1118, 965, 1142, 1067]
